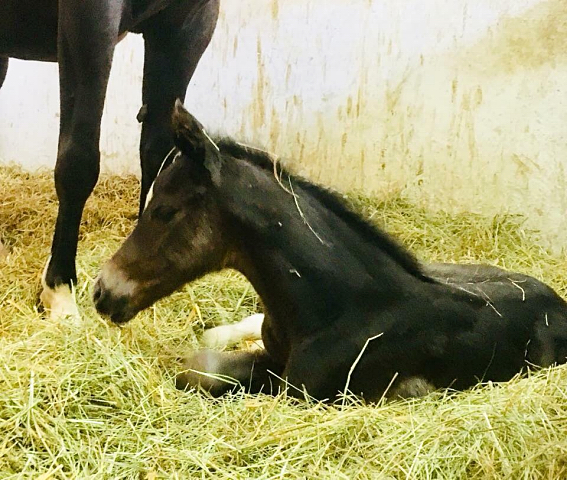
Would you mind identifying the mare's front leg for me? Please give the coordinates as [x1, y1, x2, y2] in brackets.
[0, 57, 8, 88]
[0, 57, 7, 258]
[41, 1, 123, 320]
[138, 0, 220, 213]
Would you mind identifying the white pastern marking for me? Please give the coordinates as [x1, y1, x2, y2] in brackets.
[40, 259, 80, 322]
[202, 313, 265, 349]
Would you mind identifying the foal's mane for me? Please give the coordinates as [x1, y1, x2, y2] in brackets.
[216, 139, 430, 281]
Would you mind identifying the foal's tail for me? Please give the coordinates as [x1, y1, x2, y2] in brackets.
[176, 349, 284, 397]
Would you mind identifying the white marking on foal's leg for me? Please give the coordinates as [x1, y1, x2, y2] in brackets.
[201, 313, 264, 349]
[177, 350, 239, 393]
[40, 258, 80, 322]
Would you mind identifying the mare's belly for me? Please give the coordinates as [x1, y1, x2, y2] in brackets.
[0, 0, 58, 61]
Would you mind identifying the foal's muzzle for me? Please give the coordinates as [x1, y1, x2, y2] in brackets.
[93, 265, 139, 325]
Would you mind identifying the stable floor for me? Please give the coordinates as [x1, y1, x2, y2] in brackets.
[1, 166, 567, 479]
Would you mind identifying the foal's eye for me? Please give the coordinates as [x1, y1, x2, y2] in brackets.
[152, 205, 179, 223]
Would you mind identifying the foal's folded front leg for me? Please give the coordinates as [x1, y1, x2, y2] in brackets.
[176, 349, 283, 397]
[201, 313, 265, 349]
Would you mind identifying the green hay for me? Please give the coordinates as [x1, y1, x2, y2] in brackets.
[1, 166, 567, 479]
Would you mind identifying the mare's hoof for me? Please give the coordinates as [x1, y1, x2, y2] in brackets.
[39, 259, 81, 323]
[40, 283, 81, 322]
[0, 238, 8, 262]
[39, 270, 80, 324]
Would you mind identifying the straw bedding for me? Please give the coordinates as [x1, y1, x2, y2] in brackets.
[1, 166, 567, 479]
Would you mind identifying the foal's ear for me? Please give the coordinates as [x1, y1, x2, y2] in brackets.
[171, 99, 222, 184]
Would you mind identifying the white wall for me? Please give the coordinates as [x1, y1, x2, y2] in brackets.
[1, 0, 566, 248]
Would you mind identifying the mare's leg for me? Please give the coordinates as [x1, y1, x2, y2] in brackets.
[0, 57, 8, 259]
[0, 57, 8, 88]
[138, 0, 220, 214]
[176, 349, 284, 397]
[41, 1, 123, 319]
[201, 313, 265, 349]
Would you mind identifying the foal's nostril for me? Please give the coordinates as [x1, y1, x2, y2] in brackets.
[93, 279, 114, 316]
[93, 276, 133, 323]
[93, 280, 102, 303]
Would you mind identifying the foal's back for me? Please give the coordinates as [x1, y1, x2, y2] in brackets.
[351, 262, 567, 400]
[433, 261, 567, 367]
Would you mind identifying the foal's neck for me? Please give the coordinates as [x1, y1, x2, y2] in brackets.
[221, 161, 425, 332]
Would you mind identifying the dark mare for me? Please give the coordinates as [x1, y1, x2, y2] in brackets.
[94, 102, 567, 402]
[0, 0, 219, 318]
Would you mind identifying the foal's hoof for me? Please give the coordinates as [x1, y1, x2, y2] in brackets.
[176, 350, 218, 391]
[176, 350, 236, 397]
[388, 377, 435, 400]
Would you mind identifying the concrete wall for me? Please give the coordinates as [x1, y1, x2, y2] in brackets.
[1, 0, 566, 247]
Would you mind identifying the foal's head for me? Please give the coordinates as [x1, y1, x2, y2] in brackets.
[94, 101, 227, 324]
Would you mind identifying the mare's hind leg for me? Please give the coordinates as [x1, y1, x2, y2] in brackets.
[41, 2, 123, 320]
[0, 57, 8, 88]
[137, 0, 220, 214]
[176, 349, 284, 397]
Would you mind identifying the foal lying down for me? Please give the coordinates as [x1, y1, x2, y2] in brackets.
[95, 101, 567, 402]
